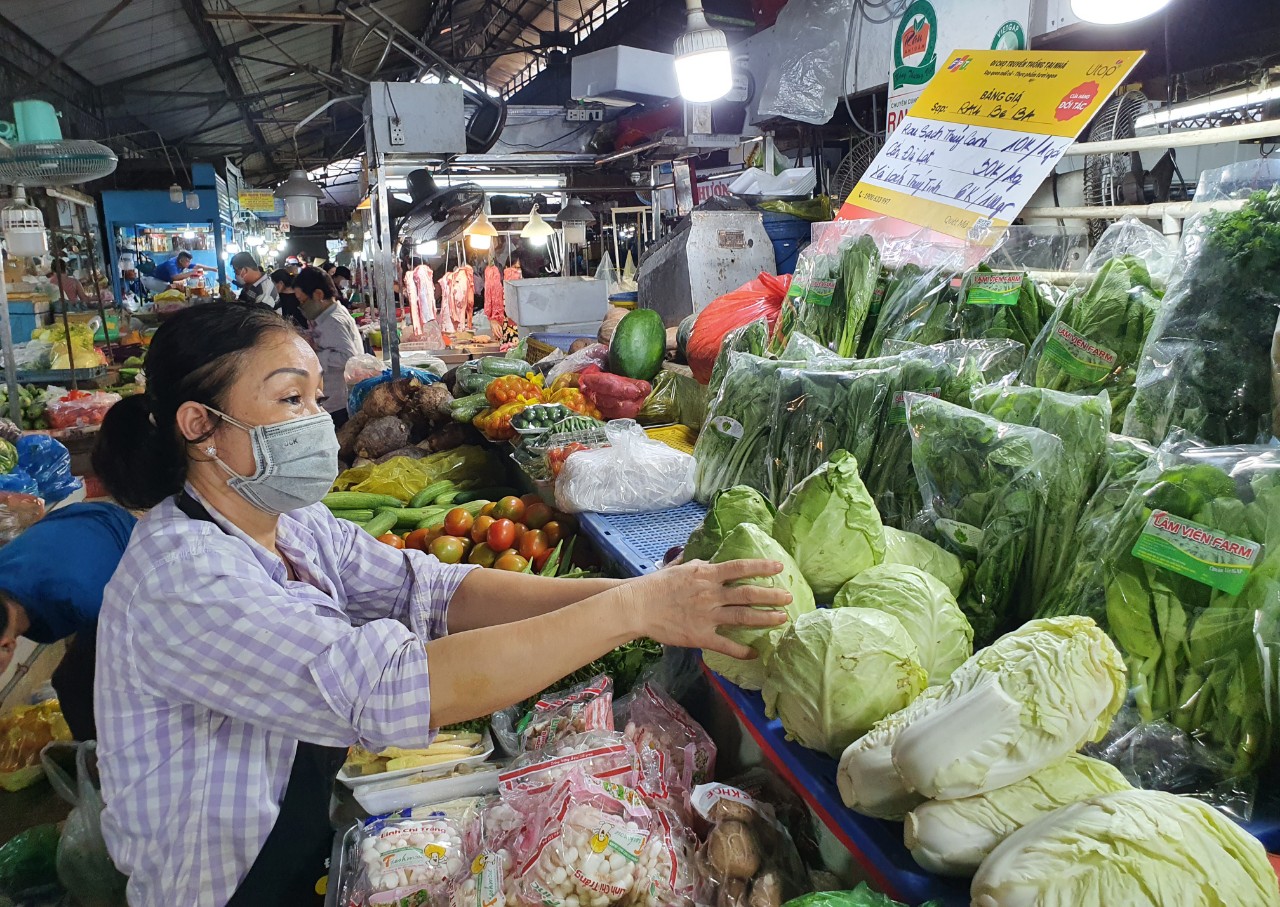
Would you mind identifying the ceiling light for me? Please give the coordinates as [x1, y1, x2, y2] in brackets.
[673, 0, 732, 103]
[1071, 0, 1172, 25]
[277, 242, 287, 253]
[468, 234, 493, 250]
[1135, 83, 1280, 128]
[274, 169, 324, 229]
[182, 229, 195, 239]
[521, 206, 555, 246]
[185, 192, 200, 210]
[417, 240, 439, 255]
[467, 210, 499, 237]
[226, 242, 241, 254]
[1, 187, 47, 257]
[169, 183, 183, 204]
[246, 234, 263, 246]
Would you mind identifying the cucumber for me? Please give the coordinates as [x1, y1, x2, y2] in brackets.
[450, 393, 489, 423]
[330, 509, 375, 523]
[363, 511, 399, 537]
[608, 308, 667, 380]
[410, 480, 458, 509]
[453, 487, 517, 504]
[478, 357, 530, 378]
[381, 506, 451, 532]
[324, 492, 404, 511]
[433, 491, 462, 505]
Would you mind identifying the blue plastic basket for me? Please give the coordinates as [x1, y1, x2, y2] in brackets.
[530, 332, 594, 352]
[578, 501, 707, 576]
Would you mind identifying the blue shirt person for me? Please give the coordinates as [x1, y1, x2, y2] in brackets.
[152, 251, 197, 285]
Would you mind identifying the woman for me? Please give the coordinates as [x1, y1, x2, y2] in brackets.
[92, 303, 786, 907]
[47, 259, 89, 305]
[293, 266, 363, 428]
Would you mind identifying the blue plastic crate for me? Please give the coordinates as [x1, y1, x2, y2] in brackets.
[530, 331, 595, 352]
[578, 501, 706, 576]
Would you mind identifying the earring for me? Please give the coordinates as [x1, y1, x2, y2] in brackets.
[205, 446, 217, 457]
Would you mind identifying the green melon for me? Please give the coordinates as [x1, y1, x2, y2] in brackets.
[675, 314, 696, 363]
[608, 308, 667, 380]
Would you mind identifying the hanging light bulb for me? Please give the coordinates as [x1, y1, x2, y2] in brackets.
[245, 234, 263, 246]
[185, 192, 200, 210]
[276, 241, 287, 253]
[226, 242, 242, 255]
[466, 209, 499, 251]
[169, 183, 184, 204]
[274, 169, 324, 229]
[673, 0, 732, 103]
[1072, 0, 1172, 23]
[182, 229, 196, 240]
[1, 188, 48, 257]
[520, 206, 555, 247]
[416, 240, 439, 255]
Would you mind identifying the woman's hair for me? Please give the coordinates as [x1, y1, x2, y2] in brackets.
[270, 268, 294, 288]
[293, 266, 337, 301]
[93, 303, 295, 509]
[334, 266, 352, 282]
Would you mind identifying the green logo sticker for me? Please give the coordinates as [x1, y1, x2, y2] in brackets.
[893, 0, 938, 90]
[991, 20, 1027, 51]
[1132, 510, 1262, 595]
[965, 271, 1023, 306]
[889, 387, 940, 425]
[788, 276, 837, 308]
[1043, 323, 1117, 382]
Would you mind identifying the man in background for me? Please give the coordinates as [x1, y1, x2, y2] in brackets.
[230, 251, 278, 309]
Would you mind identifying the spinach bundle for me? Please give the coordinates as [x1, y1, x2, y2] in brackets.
[1032, 256, 1161, 431]
[955, 265, 1055, 350]
[707, 318, 771, 400]
[905, 394, 1068, 646]
[863, 263, 956, 358]
[770, 234, 882, 357]
[1124, 189, 1280, 446]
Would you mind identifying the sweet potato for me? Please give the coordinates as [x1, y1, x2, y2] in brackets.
[337, 408, 373, 462]
[355, 415, 411, 459]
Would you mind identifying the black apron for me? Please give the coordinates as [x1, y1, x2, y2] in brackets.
[176, 491, 345, 906]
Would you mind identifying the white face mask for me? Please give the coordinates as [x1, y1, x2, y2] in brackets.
[204, 407, 338, 514]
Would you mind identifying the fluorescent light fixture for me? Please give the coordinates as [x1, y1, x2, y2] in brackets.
[386, 173, 566, 193]
[226, 242, 242, 254]
[182, 229, 196, 239]
[674, 0, 732, 103]
[185, 192, 200, 210]
[1135, 83, 1280, 129]
[1072, 0, 1172, 24]
[274, 169, 324, 229]
[417, 240, 439, 255]
[169, 183, 183, 204]
[520, 206, 555, 245]
[246, 234, 263, 246]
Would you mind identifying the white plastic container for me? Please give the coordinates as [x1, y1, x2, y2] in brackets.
[506, 277, 608, 328]
[336, 729, 495, 791]
[351, 763, 502, 815]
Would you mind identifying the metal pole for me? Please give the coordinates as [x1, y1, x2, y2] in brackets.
[78, 207, 113, 364]
[372, 159, 400, 377]
[0, 265, 21, 424]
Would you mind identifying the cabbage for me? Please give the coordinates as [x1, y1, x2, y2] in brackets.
[773, 450, 885, 600]
[763, 607, 927, 757]
[702, 523, 815, 691]
[834, 564, 973, 685]
[0, 439, 15, 474]
[683, 485, 777, 562]
[904, 753, 1130, 877]
[892, 616, 1126, 800]
[971, 789, 1280, 907]
[881, 527, 966, 597]
[837, 687, 946, 820]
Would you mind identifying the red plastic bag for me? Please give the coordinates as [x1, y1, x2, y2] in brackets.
[687, 272, 791, 384]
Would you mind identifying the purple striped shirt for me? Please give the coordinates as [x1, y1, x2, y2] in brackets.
[95, 487, 476, 906]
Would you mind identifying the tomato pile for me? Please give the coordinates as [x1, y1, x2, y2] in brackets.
[376, 493, 579, 574]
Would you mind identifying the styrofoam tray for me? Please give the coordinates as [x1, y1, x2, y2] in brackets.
[351, 762, 502, 815]
[337, 729, 494, 790]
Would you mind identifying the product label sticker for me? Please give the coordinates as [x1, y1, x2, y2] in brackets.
[788, 276, 837, 308]
[709, 416, 744, 440]
[869, 278, 889, 317]
[936, 518, 984, 554]
[595, 816, 649, 863]
[382, 846, 430, 871]
[965, 270, 1023, 305]
[477, 851, 503, 907]
[889, 387, 941, 425]
[1132, 509, 1262, 595]
[1042, 322, 1118, 383]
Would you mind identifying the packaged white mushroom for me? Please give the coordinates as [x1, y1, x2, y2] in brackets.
[451, 798, 529, 907]
[490, 674, 617, 755]
[690, 784, 807, 907]
[354, 806, 470, 904]
[615, 681, 716, 819]
[515, 771, 681, 907]
[498, 730, 639, 797]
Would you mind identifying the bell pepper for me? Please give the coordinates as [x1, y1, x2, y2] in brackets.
[546, 387, 603, 420]
[472, 402, 526, 441]
[549, 372, 579, 393]
[485, 375, 544, 408]
[578, 367, 652, 421]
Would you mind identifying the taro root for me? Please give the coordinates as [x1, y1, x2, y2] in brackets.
[717, 877, 749, 907]
[355, 416, 410, 459]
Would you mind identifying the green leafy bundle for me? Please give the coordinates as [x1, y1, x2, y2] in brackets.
[1124, 189, 1280, 445]
[955, 265, 1055, 350]
[1032, 256, 1161, 432]
[863, 263, 957, 358]
[771, 234, 882, 356]
[706, 318, 770, 400]
[905, 395, 1068, 645]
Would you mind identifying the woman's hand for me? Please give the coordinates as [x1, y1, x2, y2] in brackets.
[623, 559, 791, 659]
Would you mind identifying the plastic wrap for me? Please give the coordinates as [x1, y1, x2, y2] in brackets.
[349, 367, 441, 416]
[333, 445, 499, 501]
[707, 319, 771, 403]
[0, 491, 45, 546]
[861, 237, 971, 358]
[904, 394, 1069, 646]
[1043, 439, 1280, 815]
[0, 700, 70, 791]
[954, 266, 1055, 350]
[517, 675, 616, 753]
[452, 797, 528, 907]
[14, 435, 80, 504]
[345, 353, 387, 387]
[45, 391, 120, 430]
[352, 807, 471, 903]
[782, 885, 937, 907]
[635, 371, 680, 426]
[555, 421, 694, 514]
[39, 741, 127, 905]
[1124, 186, 1280, 445]
[770, 225, 881, 358]
[687, 273, 790, 384]
[548, 343, 612, 384]
[754, 0, 856, 124]
[498, 731, 639, 797]
[616, 682, 715, 818]
[0, 470, 39, 497]
[690, 783, 808, 907]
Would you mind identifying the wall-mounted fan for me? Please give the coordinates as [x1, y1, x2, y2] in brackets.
[1082, 89, 1150, 243]
[394, 172, 485, 253]
[0, 100, 117, 188]
[831, 132, 885, 202]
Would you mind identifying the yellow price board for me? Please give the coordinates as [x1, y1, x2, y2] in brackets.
[840, 49, 1144, 245]
[238, 190, 277, 213]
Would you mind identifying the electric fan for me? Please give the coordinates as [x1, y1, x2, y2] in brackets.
[0, 100, 117, 188]
[1082, 89, 1149, 243]
[830, 133, 886, 202]
[394, 173, 486, 253]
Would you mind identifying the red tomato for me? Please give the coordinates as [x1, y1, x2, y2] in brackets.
[520, 493, 542, 508]
[444, 507, 475, 537]
[471, 515, 496, 545]
[430, 535, 467, 564]
[468, 542, 499, 568]
[404, 528, 434, 551]
[524, 502, 553, 530]
[487, 518, 517, 552]
[533, 548, 554, 573]
[480, 502, 497, 518]
[494, 552, 530, 572]
[492, 495, 526, 523]
[519, 529, 549, 562]
[378, 532, 406, 549]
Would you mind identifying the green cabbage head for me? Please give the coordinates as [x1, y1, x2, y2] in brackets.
[0, 439, 15, 474]
[892, 616, 1127, 800]
[773, 450, 885, 600]
[683, 485, 777, 562]
[834, 564, 973, 685]
[972, 789, 1280, 907]
[763, 607, 927, 756]
[881, 526, 966, 597]
[904, 753, 1129, 877]
[702, 523, 815, 691]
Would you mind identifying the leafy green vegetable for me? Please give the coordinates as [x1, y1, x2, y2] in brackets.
[771, 234, 881, 357]
[971, 789, 1280, 907]
[1124, 189, 1280, 445]
[707, 318, 770, 401]
[683, 485, 777, 562]
[904, 753, 1130, 877]
[703, 523, 816, 691]
[863, 263, 957, 357]
[783, 883, 940, 907]
[0, 823, 59, 896]
[837, 686, 946, 820]
[955, 266, 1054, 350]
[1032, 255, 1161, 431]
[0, 438, 16, 474]
[881, 527, 966, 598]
[762, 607, 927, 756]
[892, 616, 1127, 800]
[834, 564, 973, 685]
[773, 450, 886, 600]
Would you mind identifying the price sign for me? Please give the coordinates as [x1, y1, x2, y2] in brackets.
[841, 49, 1144, 246]
[238, 190, 277, 213]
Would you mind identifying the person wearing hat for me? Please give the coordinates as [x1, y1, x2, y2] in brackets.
[152, 251, 199, 287]
[231, 252, 278, 309]
[0, 503, 138, 741]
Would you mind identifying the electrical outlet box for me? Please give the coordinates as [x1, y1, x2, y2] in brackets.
[389, 118, 406, 145]
[366, 83, 466, 154]
[565, 108, 603, 122]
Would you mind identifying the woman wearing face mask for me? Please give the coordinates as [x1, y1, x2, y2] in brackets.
[90, 303, 787, 907]
[293, 265, 363, 429]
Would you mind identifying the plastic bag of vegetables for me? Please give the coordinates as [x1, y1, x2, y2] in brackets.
[555, 420, 695, 514]
[783, 884, 940, 907]
[0, 439, 16, 474]
[691, 782, 809, 907]
[616, 680, 716, 817]
[452, 797, 525, 907]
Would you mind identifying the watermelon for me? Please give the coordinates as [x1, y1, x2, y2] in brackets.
[675, 314, 696, 364]
[608, 308, 667, 380]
